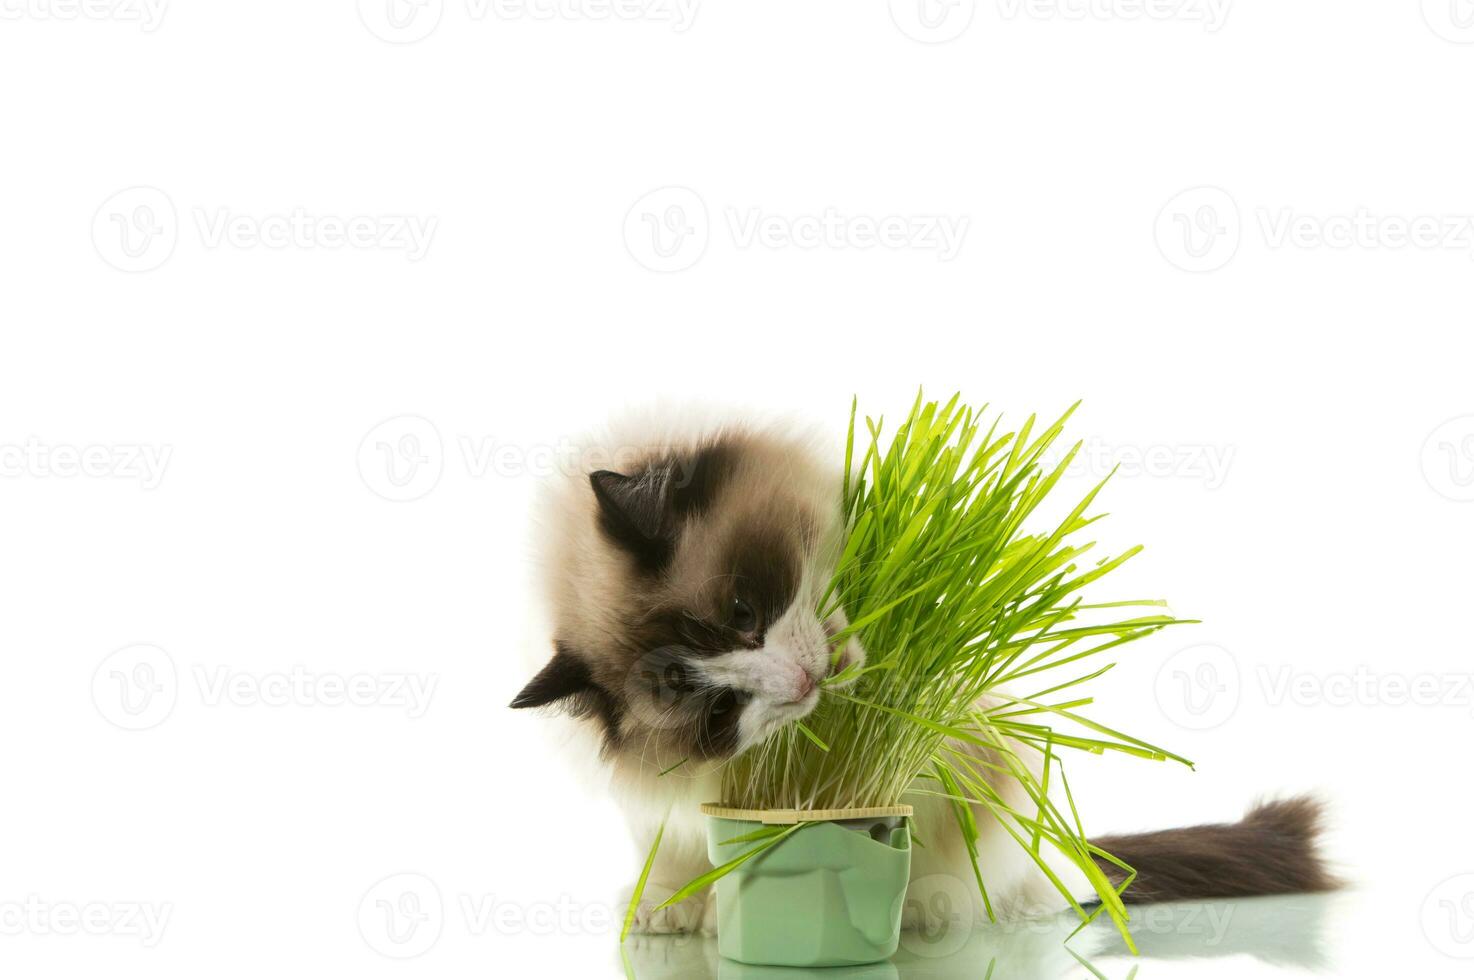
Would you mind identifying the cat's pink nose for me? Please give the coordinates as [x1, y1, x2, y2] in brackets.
[795, 671, 815, 701]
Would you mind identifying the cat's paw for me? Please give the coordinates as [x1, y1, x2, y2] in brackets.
[900, 900, 972, 942]
[899, 899, 927, 933]
[699, 894, 719, 936]
[621, 882, 707, 935]
[900, 876, 975, 937]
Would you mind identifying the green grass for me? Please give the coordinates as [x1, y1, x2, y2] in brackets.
[630, 393, 1193, 948]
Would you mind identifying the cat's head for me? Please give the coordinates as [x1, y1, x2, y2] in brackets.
[511, 430, 863, 764]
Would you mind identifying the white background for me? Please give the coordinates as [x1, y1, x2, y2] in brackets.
[4, 2, 1473, 977]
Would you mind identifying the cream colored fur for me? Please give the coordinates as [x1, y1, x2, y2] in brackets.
[523, 410, 1088, 935]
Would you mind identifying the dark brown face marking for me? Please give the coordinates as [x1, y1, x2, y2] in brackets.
[610, 520, 803, 759]
[516, 433, 829, 762]
[589, 442, 737, 575]
[617, 643, 753, 758]
[528, 511, 805, 760]
[694, 687, 747, 757]
[623, 513, 802, 658]
[724, 523, 800, 640]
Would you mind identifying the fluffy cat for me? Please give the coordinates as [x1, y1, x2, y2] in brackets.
[512, 414, 1337, 934]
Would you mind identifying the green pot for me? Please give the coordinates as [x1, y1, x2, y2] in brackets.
[703, 805, 912, 968]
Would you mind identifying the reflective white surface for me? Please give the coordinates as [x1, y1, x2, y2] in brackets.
[609, 890, 1454, 979]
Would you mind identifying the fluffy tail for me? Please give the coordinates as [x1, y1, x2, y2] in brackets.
[1091, 796, 1340, 904]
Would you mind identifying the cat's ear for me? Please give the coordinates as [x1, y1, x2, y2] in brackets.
[590, 468, 674, 568]
[510, 646, 593, 710]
